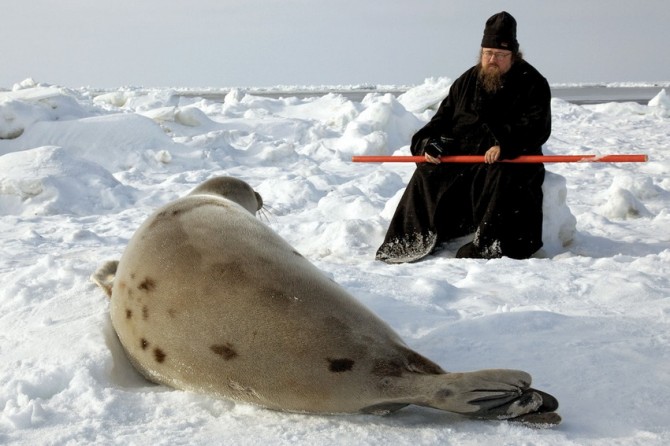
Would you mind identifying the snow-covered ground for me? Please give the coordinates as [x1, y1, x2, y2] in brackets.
[1, 78, 669, 445]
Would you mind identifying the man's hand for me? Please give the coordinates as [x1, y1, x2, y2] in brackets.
[423, 138, 446, 164]
[425, 153, 441, 164]
[485, 146, 501, 164]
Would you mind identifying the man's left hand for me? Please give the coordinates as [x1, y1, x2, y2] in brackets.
[485, 146, 501, 164]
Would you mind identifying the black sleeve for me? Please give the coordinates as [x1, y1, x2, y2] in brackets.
[409, 81, 460, 155]
[489, 71, 552, 159]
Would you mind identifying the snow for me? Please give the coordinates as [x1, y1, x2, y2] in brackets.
[1, 79, 669, 445]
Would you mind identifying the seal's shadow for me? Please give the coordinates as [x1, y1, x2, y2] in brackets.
[569, 232, 667, 258]
[102, 315, 158, 389]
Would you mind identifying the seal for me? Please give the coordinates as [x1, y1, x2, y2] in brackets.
[92, 176, 560, 426]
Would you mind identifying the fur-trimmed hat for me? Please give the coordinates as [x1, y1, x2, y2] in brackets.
[481, 11, 519, 53]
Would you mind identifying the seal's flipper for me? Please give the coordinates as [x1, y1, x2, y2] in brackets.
[91, 260, 119, 298]
[530, 388, 559, 413]
[509, 411, 562, 428]
[487, 388, 561, 427]
[410, 369, 560, 421]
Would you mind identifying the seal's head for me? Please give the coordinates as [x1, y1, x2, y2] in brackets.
[189, 177, 263, 214]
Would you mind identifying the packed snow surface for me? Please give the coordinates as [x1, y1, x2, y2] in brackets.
[1, 78, 669, 445]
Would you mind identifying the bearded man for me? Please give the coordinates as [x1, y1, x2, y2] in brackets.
[376, 11, 551, 263]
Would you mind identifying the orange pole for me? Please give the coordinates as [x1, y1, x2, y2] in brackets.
[351, 154, 648, 163]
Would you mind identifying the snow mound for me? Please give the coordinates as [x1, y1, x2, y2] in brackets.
[597, 176, 656, 219]
[3, 113, 179, 171]
[0, 146, 137, 216]
[397, 77, 452, 113]
[648, 88, 670, 116]
[333, 93, 423, 156]
[542, 171, 577, 252]
[648, 88, 670, 108]
[0, 86, 91, 140]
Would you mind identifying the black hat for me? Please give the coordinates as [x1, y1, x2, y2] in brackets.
[481, 11, 519, 53]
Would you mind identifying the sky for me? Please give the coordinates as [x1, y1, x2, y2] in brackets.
[3, 0, 669, 89]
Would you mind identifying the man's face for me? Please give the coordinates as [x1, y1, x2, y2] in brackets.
[480, 48, 513, 75]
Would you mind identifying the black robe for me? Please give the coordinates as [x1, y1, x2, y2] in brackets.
[376, 60, 551, 263]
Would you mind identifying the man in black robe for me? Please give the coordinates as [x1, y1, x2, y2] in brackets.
[376, 11, 551, 263]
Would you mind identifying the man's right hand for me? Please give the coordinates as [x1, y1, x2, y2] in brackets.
[425, 153, 441, 164]
[423, 138, 448, 164]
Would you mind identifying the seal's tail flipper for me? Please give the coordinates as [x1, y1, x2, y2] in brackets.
[458, 373, 561, 427]
[471, 386, 561, 427]
[529, 388, 559, 413]
[91, 260, 119, 298]
[507, 387, 561, 427]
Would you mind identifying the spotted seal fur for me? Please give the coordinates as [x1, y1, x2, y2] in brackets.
[92, 176, 559, 426]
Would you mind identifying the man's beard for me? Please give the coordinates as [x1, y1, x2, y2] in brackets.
[478, 64, 503, 94]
